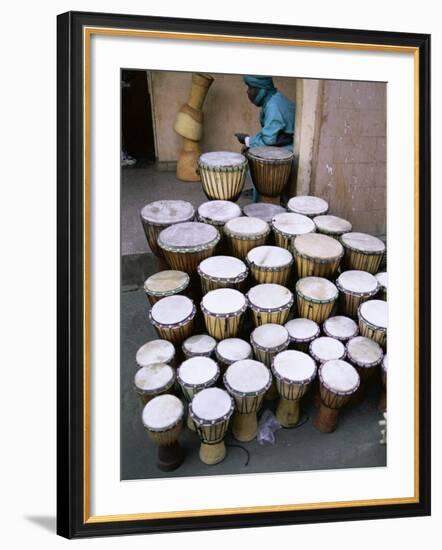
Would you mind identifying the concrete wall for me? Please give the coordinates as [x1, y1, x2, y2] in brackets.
[310, 80, 387, 237]
[149, 71, 297, 162]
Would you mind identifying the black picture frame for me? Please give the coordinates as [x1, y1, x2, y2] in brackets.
[57, 10, 431, 539]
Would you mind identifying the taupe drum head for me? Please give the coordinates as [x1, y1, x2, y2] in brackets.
[284, 318, 320, 342]
[287, 196, 329, 217]
[248, 283, 294, 311]
[243, 203, 286, 222]
[199, 151, 247, 168]
[272, 350, 316, 383]
[296, 277, 338, 302]
[144, 270, 189, 296]
[293, 233, 343, 260]
[198, 256, 248, 280]
[375, 272, 387, 291]
[310, 337, 346, 363]
[247, 245, 293, 268]
[346, 336, 383, 368]
[319, 360, 360, 395]
[251, 323, 289, 350]
[248, 146, 294, 161]
[178, 356, 219, 387]
[198, 200, 242, 224]
[359, 300, 387, 329]
[224, 216, 269, 238]
[158, 222, 220, 252]
[182, 334, 217, 357]
[272, 212, 315, 237]
[136, 340, 175, 367]
[141, 200, 195, 225]
[323, 316, 358, 341]
[150, 295, 194, 326]
[341, 232, 385, 254]
[142, 394, 184, 431]
[216, 338, 252, 364]
[201, 288, 247, 315]
[190, 387, 233, 422]
[135, 363, 175, 394]
[313, 215, 352, 235]
[225, 360, 271, 395]
[337, 270, 378, 295]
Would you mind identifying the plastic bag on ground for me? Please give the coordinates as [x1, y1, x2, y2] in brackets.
[257, 410, 282, 445]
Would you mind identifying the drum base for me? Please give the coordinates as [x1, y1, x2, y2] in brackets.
[260, 194, 281, 205]
[313, 404, 339, 433]
[232, 412, 258, 442]
[276, 398, 300, 428]
[199, 441, 226, 465]
[264, 380, 279, 401]
[157, 441, 185, 471]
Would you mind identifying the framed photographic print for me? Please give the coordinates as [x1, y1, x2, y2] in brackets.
[57, 10, 431, 539]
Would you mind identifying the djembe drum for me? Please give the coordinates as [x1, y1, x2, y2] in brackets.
[314, 360, 360, 433]
[292, 233, 343, 278]
[143, 270, 190, 306]
[134, 363, 176, 406]
[247, 283, 294, 326]
[189, 387, 234, 465]
[158, 222, 220, 274]
[197, 256, 248, 294]
[271, 212, 316, 250]
[379, 354, 387, 413]
[201, 288, 247, 339]
[287, 195, 329, 218]
[313, 214, 352, 239]
[243, 202, 286, 223]
[224, 216, 270, 260]
[341, 232, 386, 274]
[182, 334, 217, 359]
[375, 272, 387, 301]
[358, 300, 387, 348]
[197, 199, 242, 252]
[336, 270, 379, 319]
[215, 338, 252, 372]
[250, 323, 290, 400]
[136, 339, 176, 369]
[309, 336, 346, 364]
[272, 350, 317, 427]
[323, 316, 359, 343]
[247, 146, 294, 201]
[284, 318, 320, 352]
[295, 277, 338, 324]
[246, 245, 293, 286]
[140, 200, 195, 258]
[224, 359, 271, 441]
[177, 356, 219, 430]
[149, 295, 196, 345]
[142, 394, 185, 471]
[198, 152, 248, 201]
[346, 335, 384, 404]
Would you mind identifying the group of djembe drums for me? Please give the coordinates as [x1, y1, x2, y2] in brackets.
[135, 148, 387, 472]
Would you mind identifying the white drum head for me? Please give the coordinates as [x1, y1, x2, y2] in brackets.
[337, 270, 378, 294]
[284, 318, 320, 341]
[201, 288, 246, 315]
[159, 222, 219, 250]
[359, 300, 387, 329]
[248, 146, 294, 161]
[323, 316, 358, 340]
[273, 350, 316, 382]
[313, 214, 352, 234]
[382, 354, 388, 373]
[320, 360, 359, 394]
[136, 340, 175, 367]
[287, 196, 329, 216]
[296, 277, 338, 302]
[272, 212, 315, 236]
[144, 270, 189, 294]
[134, 364, 174, 393]
[151, 295, 194, 325]
[216, 338, 252, 363]
[294, 233, 343, 259]
[141, 200, 194, 225]
[248, 283, 293, 310]
[178, 356, 219, 386]
[243, 203, 286, 222]
[225, 360, 271, 394]
[191, 387, 233, 421]
[225, 216, 269, 237]
[247, 245, 293, 268]
[251, 323, 289, 349]
[310, 337, 346, 362]
[375, 271, 387, 290]
[346, 336, 383, 367]
[183, 334, 216, 356]
[198, 256, 247, 280]
[198, 200, 242, 223]
[142, 394, 184, 431]
[341, 232, 385, 253]
[199, 151, 246, 168]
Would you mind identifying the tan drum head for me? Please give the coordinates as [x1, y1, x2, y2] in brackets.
[313, 214, 352, 235]
[216, 338, 252, 364]
[272, 350, 316, 383]
[323, 316, 358, 341]
[224, 360, 271, 395]
[182, 334, 217, 356]
[134, 363, 175, 394]
[201, 288, 247, 316]
[296, 277, 338, 303]
[198, 256, 248, 281]
[150, 295, 195, 326]
[310, 337, 346, 363]
[346, 336, 383, 368]
[199, 151, 247, 168]
[293, 233, 343, 260]
[142, 394, 184, 431]
[359, 300, 387, 329]
[158, 222, 220, 252]
[284, 318, 320, 342]
[271, 212, 315, 237]
[247, 283, 294, 311]
[247, 245, 293, 268]
[224, 216, 270, 238]
[319, 360, 360, 395]
[341, 232, 385, 253]
[336, 270, 378, 295]
[143, 270, 190, 296]
[251, 323, 289, 351]
[140, 200, 195, 225]
[136, 339, 175, 367]
[287, 196, 329, 217]
[198, 200, 242, 224]
[248, 146, 294, 161]
[243, 203, 286, 222]
[375, 272, 387, 291]
[177, 356, 219, 387]
[190, 387, 234, 423]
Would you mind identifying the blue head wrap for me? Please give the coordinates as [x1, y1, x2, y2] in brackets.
[243, 75, 276, 106]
